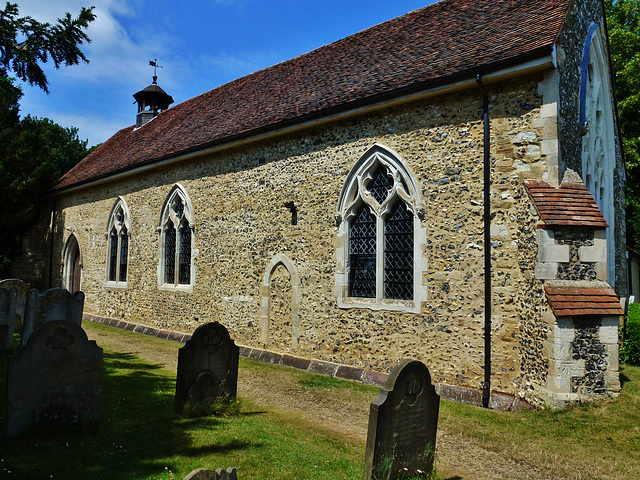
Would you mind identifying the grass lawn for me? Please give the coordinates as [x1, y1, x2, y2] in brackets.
[1, 323, 639, 479]
[0, 347, 363, 479]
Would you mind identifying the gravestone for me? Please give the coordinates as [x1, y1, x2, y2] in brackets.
[6, 320, 103, 439]
[22, 288, 84, 346]
[183, 467, 238, 480]
[175, 322, 239, 414]
[0, 288, 18, 352]
[0, 278, 30, 332]
[363, 359, 440, 480]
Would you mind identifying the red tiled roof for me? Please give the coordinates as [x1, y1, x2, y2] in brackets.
[55, 0, 571, 191]
[525, 180, 609, 229]
[544, 285, 624, 317]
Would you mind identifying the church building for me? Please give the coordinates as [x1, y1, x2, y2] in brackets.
[16, 0, 627, 407]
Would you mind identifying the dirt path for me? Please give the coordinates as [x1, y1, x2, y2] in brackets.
[86, 325, 556, 480]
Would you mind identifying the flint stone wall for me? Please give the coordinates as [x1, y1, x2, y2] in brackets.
[20, 74, 558, 403]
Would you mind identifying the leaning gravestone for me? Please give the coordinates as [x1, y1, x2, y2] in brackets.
[6, 320, 103, 439]
[363, 359, 440, 480]
[183, 467, 238, 480]
[21, 288, 84, 346]
[0, 278, 30, 332]
[175, 322, 239, 414]
[0, 287, 18, 352]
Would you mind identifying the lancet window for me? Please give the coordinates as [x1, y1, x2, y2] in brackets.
[106, 198, 130, 286]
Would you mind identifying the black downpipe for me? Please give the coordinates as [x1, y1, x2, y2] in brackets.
[476, 74, 491, 409]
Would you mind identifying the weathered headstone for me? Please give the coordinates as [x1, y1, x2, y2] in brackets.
[175, 322, 239, 414]
[0, 278, 30, 333]
[0, 287, 18, 352]
[363, 359, 440, 480]
[6, 320, 103, 439]
[183, 467, 238, 480]
[21, 287, 84, 346]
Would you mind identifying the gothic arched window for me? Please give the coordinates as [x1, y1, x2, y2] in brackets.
[106, 197, 130, 287]
[159, 185, 194, 290]
[336, 144, 427, 312]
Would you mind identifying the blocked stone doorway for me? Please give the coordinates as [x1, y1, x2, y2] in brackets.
[259, 254, 301, 351]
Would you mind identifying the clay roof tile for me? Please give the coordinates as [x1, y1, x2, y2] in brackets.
[55, 0, 571, 192]
[544, 285, 623, 317]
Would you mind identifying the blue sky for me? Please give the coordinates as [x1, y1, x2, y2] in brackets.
[18, 0, 436, 147]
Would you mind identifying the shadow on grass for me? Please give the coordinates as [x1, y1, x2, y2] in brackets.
[1, 350, 253, 480]
[180, 439, 256, 457]
[619, 371, 630, 388]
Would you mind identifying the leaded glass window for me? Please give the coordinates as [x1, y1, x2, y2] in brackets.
[384, 202, 413, 300]
[349, 205, 377, 298]
[119, 226, 128, 282]
[160, 185, 194, 288]
[337, 144, 426, 311]
[348, 164, 414, 300]
[179, 223, 191, 285]
[108, 228, 118, 282]
[106, 198, 130, 286]
[164, 222, 176, 284]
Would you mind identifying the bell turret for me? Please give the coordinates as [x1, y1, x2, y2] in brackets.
[133, 60, 174, 127]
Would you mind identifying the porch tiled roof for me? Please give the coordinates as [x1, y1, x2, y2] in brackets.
[54, 0, 571, 192]
[525, 180, 609, 229]
[544, 285, 623, 317]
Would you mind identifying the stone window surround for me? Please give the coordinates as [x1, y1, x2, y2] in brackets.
[105, 196, 131, 289]
[335, 143, 427, 313]
[62, 233, 82, 292]
[157, 183, 195, 293]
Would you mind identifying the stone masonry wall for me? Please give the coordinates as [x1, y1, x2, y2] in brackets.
[45, 73, 553, 403]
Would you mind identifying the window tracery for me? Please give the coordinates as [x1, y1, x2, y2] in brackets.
[336, 144, 426, 312]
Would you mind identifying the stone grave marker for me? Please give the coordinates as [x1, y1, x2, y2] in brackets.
[6, 320, 103, 439]
[0, 278, 30, 332]
[175, 322, 239, 414]
[183, 467, 238, 480]
[0, 287, 18, 352]
[363, 359, 440, 480]
[22, 287, 84, 346]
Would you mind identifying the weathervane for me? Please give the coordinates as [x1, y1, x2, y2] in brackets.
[149, 58, 163, 84]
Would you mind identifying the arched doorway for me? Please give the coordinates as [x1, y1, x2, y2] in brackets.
[63, 234, 82, 293]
